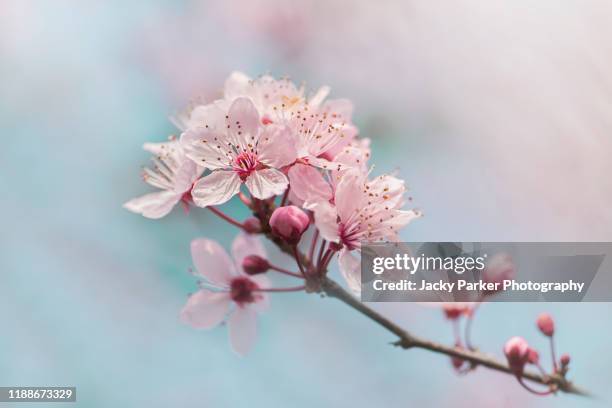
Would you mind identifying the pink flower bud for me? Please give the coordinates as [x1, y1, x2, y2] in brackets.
[243, 217, 262, 234]
[504, 336, 531, 375]
[536, 313, 555, 337]
[269, 205, 310, 244]
[560, 353, 571, 367]
[242, 255, 270, 275]
[527, 348, 539, 364]
[443, 304, 468, 320]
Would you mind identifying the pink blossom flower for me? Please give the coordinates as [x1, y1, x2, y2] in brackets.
[312, 169, 420, 293]
[180, 233, 270, 356]
[223, 72, 359, 170]
[181, 97, 297, 207]
[504, 336, 531, 376]
[123, 138, 203, 219]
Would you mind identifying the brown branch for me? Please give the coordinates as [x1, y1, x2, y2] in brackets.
[253, 205, 590, 397]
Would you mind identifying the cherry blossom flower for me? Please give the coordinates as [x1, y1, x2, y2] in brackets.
[309, 169, 420, 292]
[181, 97, 297, 207]
[123, 138, 203, 219]
[222, 72, 359, 170]
[180, 233, 270, 356]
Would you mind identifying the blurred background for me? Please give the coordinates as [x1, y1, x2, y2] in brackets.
[2, 0, 611, 406]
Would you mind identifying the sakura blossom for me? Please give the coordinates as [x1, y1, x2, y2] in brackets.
[181, 97, 296, 206]
[180, 233, 270, 356]
[124, 72, 581, 397]
[180, 72, 360, 172]
[123, 138, 203, 219]
[311, 169, 421, 292]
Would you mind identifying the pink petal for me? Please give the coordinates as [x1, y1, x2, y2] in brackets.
[245, 168, 288, 199]
[173, 159, 200, 193]
[191, 238, 235, 286]
[257, 125, 297, 168]
[224, 71, 252, 101]
[338, 249, 361, 294]
[191, 171, 241, 208]
[143, 141, 176, 155]
[228, 306, 258, 356]
[308, 85, 330, 107]
[288, 164, 332, 208]
[227, 97, 260, 147]
[312, 201, 340, 243]
[123, 190, 181, 219]
[232, 233, 267, 273]
[335, 169, 366, 222]
[180, 289, 231, 329]
[180, 128, 233, 170]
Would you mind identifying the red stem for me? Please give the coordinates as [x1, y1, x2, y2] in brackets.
[280, 187, 290, 207]
[317, 240, 327, 266]
[256, 285, 306, 293]
[207, 206, 245, 230]
[550, 336, 559, 373]
[517, 376, 554, 396]
[268, 264, 304, 279]
[308, 230, 319, 262]
[292, 246, 307, 278]
[464, 301, 481, 350]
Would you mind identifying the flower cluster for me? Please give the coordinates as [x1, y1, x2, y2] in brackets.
[502, 314, 571, 395]
[124, 72, 420, 354]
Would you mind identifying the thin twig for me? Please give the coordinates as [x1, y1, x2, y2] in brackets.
[250, 206, 590, 397]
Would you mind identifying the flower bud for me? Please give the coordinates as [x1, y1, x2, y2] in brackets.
[443, 304, 468, 320]
[243, 217, 262, 234]
[241, 255, 270, 275]
[269, 205, 310, 245]
[527, 348, 539, 364]
[560, 353, 571, 367]
[536, 313, 555, 337]
[504, 336, 531, 375]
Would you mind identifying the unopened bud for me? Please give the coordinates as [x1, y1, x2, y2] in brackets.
[536, 313, 555, 337]
[560, 353, 571, 367]
[504, 336, 531, 375]
[243, 217, 262, 234]
[242, 255, 270, 275]
[527, 348, 539, 364]
[269, 205, 310, 245]
[443, 304, 468, 320]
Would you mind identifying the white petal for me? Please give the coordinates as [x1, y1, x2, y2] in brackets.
[187, 102, 227, 131]
[288, 164, 332, 208]
[180, 289, 231, 329]
[232, 233, 267, 273]
[312, 201, 340, 243]
[228, 306, 258, 356]
[335, 169, 366, 222]
[123, 190, 181, 219]
[308, 86, 330, 107]
[191, 238, 236, 286]
[257, 125, 297, 168]
[339, 249, 362, 295]
[142, 141, 177, 156]
[227, 97, 260, 148]
[180, 127, 233, 170]
[245, 168, 288, 199]
[191, 171, 241, 208]
[224, 71, 252, 101]
[173, 159, 200, 193]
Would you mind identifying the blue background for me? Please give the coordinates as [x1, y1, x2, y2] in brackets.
[2, 1, 611, 407]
